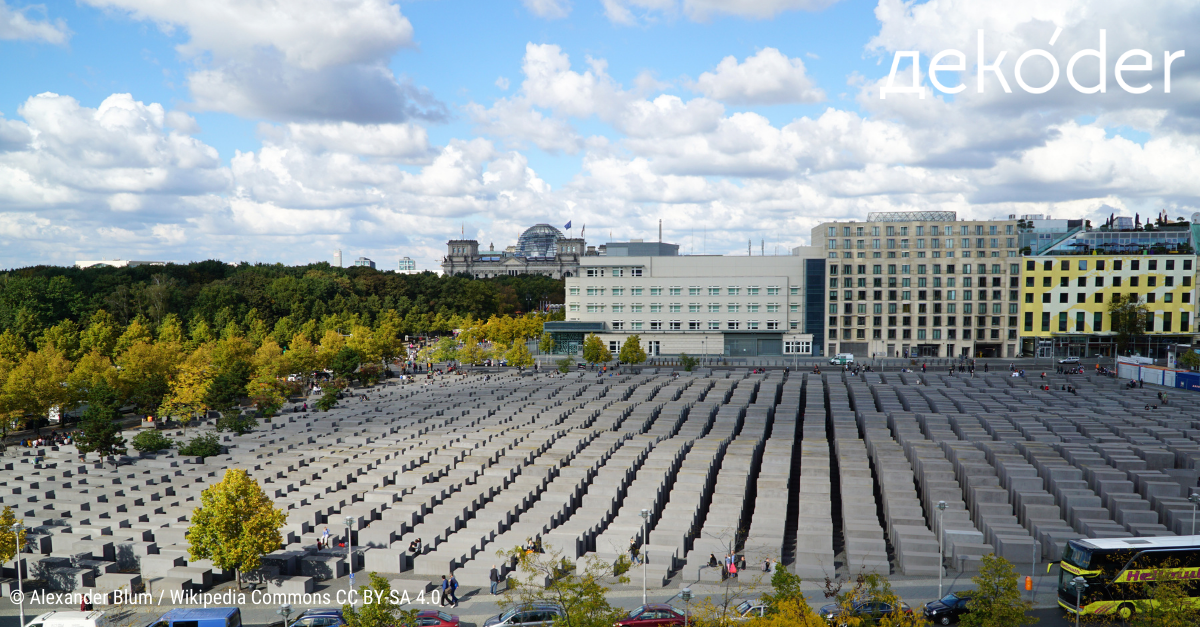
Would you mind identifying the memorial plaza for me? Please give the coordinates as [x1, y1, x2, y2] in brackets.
[1, 364, 1199, 625]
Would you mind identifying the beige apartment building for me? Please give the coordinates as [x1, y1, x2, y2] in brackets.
[554, 252, 820, 358]
[813, 211, 1022, 359]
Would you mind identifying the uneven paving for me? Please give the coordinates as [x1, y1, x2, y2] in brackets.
[2, 367, 1198, 604]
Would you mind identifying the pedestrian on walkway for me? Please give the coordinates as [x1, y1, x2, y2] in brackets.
[449, 573, 459, 606]
[440, 576, 450, 606]
[490, 565, 501, 595]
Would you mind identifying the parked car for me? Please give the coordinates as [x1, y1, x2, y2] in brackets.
[922, 592, 972, 625]
[27, 611, 109, 627]
[482, 604, 565, 627]
[288, 609, 346, 627]
[817, 600, 912, 625]
[150, 609, 242, 627]
[614, 604, 686, 627]
[412, 611, 459, 627]
[829, 353, 855, 365]
[1058, 356, 1081, 364]
[733, 601, 769, 620]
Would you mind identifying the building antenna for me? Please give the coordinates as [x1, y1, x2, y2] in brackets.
[658, 219, 662, 243]
[748, 239, 751, 256]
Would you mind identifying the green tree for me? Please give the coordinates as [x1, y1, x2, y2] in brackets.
[131, 429, 174, 453]
[617, 334, 647, 365]
[538, 331, 555, 354]
[1179, 350, 1200, 371]
[556, 357, 573, 373]
[581, 333, 610, 366]
[74, 380, 128, 459]
[505, 341, 535, 368]
[330, 346, 364, 379]
[959, 554, 1036, 627]
[0, 505, 27, 564]
[432, 336, 459, 363]
[825, 572, 925, 627]
[187, 468, 287, 589]
[458, 338, 486, 365]
[178, 432, 223, 457]
[499, 546, 629, 627]
[748, 567, 826, 627]
[1108, 293, 1150, 355]
[342, 572, 418, 627]
[679, 353, 698, 372]
[204, 361, 251, 412]
[216, 411, 259, 435]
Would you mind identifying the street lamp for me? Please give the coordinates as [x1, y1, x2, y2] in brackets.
[681, 587, 692, 627]
[276, 604, 292, 627]
[1189, 493, 1200, 535]
[936, 501, 947, 598]
[1071, 576, 1088, 627]
[639, 508, 650, 605]
[344, 515, 355, 596]
[13, 522, 24, 627]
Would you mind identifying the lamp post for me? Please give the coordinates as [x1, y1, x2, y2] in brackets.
[639, 508, 650, 604]
[14, 522, 24, 627]
[277, 604, 292, 627]
[344, 515, 355, 598]
[1071, 576, 1088, 627]
[936, 501, 947, 598]
[681, 587, 692, 627]
[1190, 493, 1200, 535]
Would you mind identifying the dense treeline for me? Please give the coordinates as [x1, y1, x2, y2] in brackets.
[0, 262, 564, 447]
[0, 261, 564, 345]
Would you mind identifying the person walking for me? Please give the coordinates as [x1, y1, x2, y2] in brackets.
[490, 564, 501, 595]
[449, 573, 459, 606]
[629, 537, 640, 565]
[440, 575, 450, 606]
[322, 527, 330, 548]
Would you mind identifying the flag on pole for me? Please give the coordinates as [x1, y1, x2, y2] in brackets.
[564, 221, 572, 230]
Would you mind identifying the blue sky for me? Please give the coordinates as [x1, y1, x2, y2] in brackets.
[0, 0, 1196, 270]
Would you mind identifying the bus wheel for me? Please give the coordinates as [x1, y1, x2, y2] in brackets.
[1118, 603, 1136, 621]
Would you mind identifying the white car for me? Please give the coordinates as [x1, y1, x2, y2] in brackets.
[1058, 356, 1081, 364]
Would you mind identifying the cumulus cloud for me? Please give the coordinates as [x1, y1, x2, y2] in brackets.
[84, 0, 442, 123]
[0, 1, 70, 44]
[523, 0, 571, 19]
[690, 48, 825, 105]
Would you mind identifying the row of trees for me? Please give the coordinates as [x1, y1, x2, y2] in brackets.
[0, 304, 498, 450]
[0, 263, 564, 348]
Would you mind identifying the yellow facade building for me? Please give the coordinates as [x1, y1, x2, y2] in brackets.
[1019, 225, 1199, 358]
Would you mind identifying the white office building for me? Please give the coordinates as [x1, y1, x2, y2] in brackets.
[398, 257, 418, 274]
[552, 253, 818, 358]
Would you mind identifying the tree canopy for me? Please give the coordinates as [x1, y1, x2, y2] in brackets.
[187, 468, 287, 587]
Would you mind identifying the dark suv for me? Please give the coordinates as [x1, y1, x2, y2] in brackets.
[817, 600, 913, 625]
[922, 593, 972, 625]
[482, 604, 565, 627]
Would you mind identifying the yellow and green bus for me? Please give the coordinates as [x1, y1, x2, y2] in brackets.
[1053, 536, 1200, 620]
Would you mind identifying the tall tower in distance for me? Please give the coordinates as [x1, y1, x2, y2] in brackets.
[334, 249, 342, 268]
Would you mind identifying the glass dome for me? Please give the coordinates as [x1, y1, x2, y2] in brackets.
[517, 224, 564, 259]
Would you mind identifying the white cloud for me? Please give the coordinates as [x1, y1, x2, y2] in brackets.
[523, 0, 571, 19]
[0, 1, 70, 44]
[83, 0, 411, 70]
[283, 121, 433, 160]
[495, 76, 510, 91]
[84, 0, 441, 123]
[601, 0, 842, 25]
[690, 48, 825, 105]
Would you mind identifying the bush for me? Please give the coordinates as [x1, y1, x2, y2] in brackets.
[131, 429, 174, 453]
[556, 357, 572, 374]
[216, 412, 258, 435]
[178, 432, 222, 458]
[613, 554, 632, 576]
[316, 390, 339, 412]
[679, 353, 698, 372]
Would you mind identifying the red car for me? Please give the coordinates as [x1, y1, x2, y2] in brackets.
[615, 604, 685, 627]
[413, 611, 459, 627]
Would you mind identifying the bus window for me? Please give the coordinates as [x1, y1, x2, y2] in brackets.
[1062, 544, 1092, 569]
